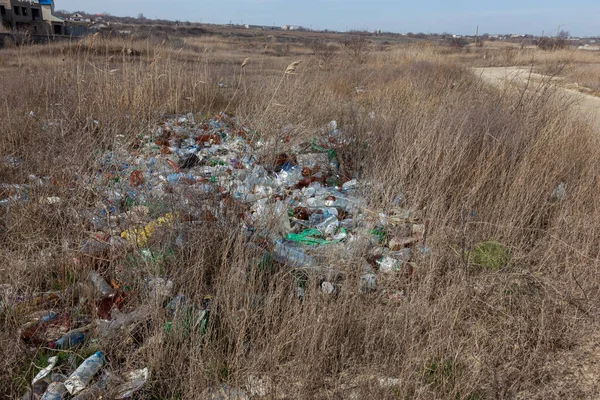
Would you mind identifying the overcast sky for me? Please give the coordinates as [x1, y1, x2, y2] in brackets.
[56, 0, 600, 37]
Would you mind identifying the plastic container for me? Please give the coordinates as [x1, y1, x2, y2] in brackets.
[316, 215, 339, 237]
[90, 272, 115, 299]
[273, 241, 317, 269]
[41, 380, 67, 400]
[52, 331, 85, 349]
[64, 351, 105, 395]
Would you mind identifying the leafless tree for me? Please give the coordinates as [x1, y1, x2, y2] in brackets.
[310, 40, 339, 68]
[343, 31, 370, 63]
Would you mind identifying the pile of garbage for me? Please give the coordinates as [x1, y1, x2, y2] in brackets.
[2, 114, 429, 399]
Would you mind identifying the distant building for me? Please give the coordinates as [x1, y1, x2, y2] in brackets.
[0, 0, 64, 34]
[67, 12, 91, 23]
[244, 24, 280, 31]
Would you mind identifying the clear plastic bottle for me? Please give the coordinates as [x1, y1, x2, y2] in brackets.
[316, 215, 339, 236]
[40, 382, 67, 400]
[64, 351, 105, 395]
[40, 375, 68, 400]
[342, 179, 357, 191]
[273, 241, 317, 269]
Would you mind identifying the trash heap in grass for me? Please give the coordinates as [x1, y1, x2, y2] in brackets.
[2, 114, 429, 399]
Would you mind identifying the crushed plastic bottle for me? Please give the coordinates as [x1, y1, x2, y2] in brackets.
[64, 351, 105, 395]
[114, 367, 150, 399]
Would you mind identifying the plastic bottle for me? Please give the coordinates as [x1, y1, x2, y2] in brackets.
[360, 273, 377, 293]
[40, 382, 67, 400]
[331, 197, 351, 210]
[342, 179, 357, 191]
[40, 375, 68, 400]
[39, 312, 58, 323]
[307, 197, 328, 208]
[316, 215, 339, 236]
[90, 272, 115, 299]
[52, 331, 85, 349]
[309, 207, 339, 225]
[64, 351, 105, 395]
[273, 241, 317, 269]
[71, 372, 113, 400]
[308, 213, 326, 225]
[166, 294, 186, 315]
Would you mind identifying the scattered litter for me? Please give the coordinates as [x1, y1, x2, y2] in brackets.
[6, 113, 431, 399]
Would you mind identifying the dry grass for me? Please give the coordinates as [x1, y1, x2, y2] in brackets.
[1, 34, 600, 399]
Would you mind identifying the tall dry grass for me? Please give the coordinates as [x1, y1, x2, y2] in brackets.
[1, 35, 599, 399]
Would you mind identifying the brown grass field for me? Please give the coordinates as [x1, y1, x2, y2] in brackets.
[2, 31, 600, 399]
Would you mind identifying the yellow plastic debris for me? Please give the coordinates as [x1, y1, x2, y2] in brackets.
[120, 213, 175, 247]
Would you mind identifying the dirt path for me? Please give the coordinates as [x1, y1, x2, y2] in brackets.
[473, 66, 600, 129]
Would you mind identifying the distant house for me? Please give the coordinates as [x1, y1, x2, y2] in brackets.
[67, 12, 91, 23]
[0, 0, 64, 34]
